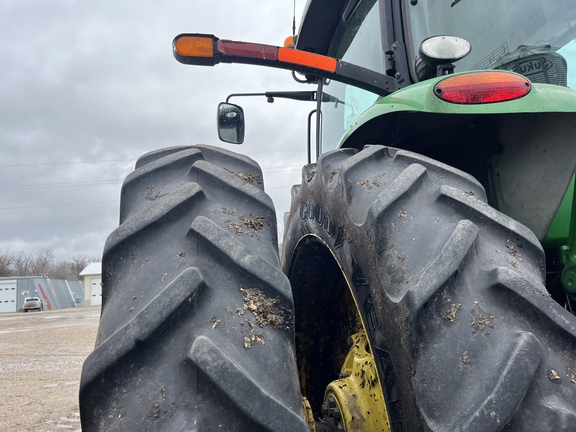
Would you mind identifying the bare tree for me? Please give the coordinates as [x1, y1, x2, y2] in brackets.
[0, 253, 12, 277]
[1, 249, 100, 279]
[30, 249, 54, 276]
[12, 251, 33, 276]
[67, 255, 98, 279]
[49, 261, 76, 280]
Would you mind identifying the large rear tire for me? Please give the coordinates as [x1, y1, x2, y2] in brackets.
[80, 145, 307, 431]
[281, 145, 576, 431]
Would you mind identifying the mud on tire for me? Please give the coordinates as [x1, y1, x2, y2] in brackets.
[281, 145, 576, 431]
[80, 145, 307, 431]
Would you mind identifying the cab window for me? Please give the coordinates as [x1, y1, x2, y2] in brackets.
[406, 0, 576, 89]
[319, 0, 385, 153]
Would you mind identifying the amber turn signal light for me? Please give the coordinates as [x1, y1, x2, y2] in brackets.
[174, 35, 214, 57]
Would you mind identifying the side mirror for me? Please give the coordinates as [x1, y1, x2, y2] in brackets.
[217, 102, 245, 144]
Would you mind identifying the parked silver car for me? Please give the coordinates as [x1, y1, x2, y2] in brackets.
[23, 297, 42, 312]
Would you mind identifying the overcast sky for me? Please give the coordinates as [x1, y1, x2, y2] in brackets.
[0, 1, 312, 262]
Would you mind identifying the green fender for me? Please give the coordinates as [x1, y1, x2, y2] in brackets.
[342, 73, 576, 132]
[338, 72, 576, 246]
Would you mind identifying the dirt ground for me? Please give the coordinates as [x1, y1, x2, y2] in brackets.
[0, 306, 100, 432]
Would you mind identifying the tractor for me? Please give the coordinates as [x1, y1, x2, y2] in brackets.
[80, 0, 576, 430]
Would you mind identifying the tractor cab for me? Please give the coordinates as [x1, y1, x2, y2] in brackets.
[295, 0, 576, 153]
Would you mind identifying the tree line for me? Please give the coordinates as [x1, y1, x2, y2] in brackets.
[0, 249, 99, 280]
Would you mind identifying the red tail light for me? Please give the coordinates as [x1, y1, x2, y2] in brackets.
[434, 71, 531, 104]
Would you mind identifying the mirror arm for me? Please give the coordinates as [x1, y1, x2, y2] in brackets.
[226, 93, 268, 103]
[265, 91, 317, 102]
[226, 91, 318, 103]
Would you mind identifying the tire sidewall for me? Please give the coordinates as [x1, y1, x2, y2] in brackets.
[282, 187, 415, 431]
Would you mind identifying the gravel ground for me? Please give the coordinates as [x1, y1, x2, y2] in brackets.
[0, 306, 100, 432]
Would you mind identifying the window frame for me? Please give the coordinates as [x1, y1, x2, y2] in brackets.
[316, 0, 393, 155]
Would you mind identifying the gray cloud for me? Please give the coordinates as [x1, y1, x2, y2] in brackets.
[0, 1, 309, 261]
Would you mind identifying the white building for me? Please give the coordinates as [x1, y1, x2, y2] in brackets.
[80, 262, 102, 306]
